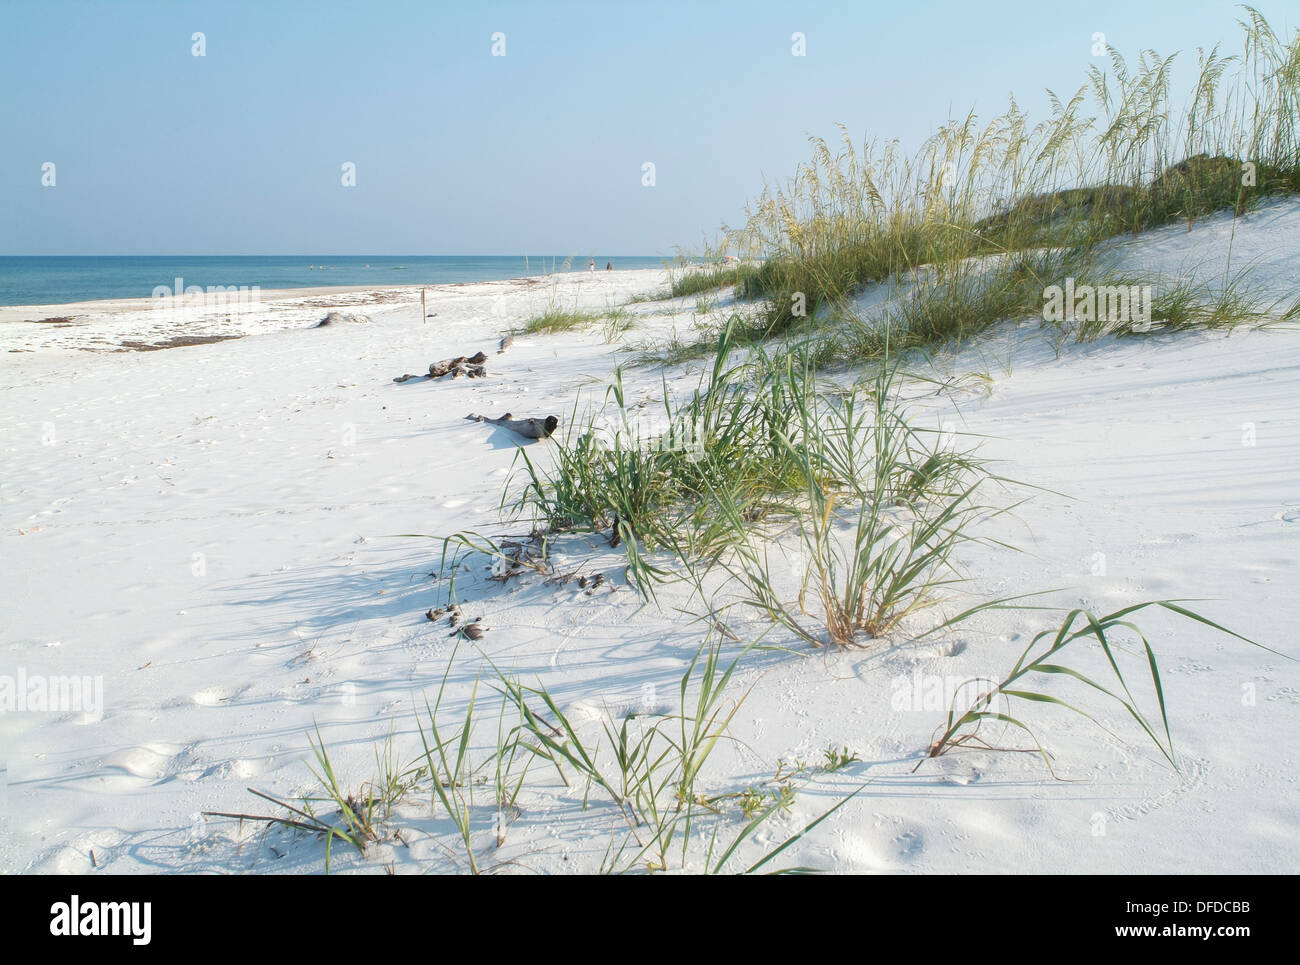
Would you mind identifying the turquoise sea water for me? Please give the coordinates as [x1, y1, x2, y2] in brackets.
[0, 255, 669, 306]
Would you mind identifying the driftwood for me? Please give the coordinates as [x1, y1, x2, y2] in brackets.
[393, 351, 488, 382]
[430, 352, 487, 377]
[465, 412, 559, 439]
[498, 335, 514, 354]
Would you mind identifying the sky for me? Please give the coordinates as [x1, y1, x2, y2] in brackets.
[1, 0, 1294, 255]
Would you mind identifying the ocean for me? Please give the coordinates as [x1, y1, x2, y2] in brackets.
[0, 255, 670, 307]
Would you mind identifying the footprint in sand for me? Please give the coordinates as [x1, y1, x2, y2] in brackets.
[831, 830, 884, 869]
[918, 639, 967, 658]
[843, 815, 929, 867]
[103, 742, 185, 782]
[48, 829, 127, 873]
[931, 752, 990, 786]
[197, 758, 263, 781]
[893, 828, 926, 860]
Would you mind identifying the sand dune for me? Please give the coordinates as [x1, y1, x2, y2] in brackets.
[1, 206, 1297, 874]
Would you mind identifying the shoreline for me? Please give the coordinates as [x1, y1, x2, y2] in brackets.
[0, 268, 670, 355]
[0, 269, 668, 321]
[0, 255, 675, 310]
[0, 282, 427, 320]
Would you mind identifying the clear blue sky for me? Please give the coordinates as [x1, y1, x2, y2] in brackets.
[1, 0, 1293, 255]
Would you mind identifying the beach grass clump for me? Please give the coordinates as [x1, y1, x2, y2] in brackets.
[1049, 265, 1278, 341]
[511, 322, 809, 590]
[626, 309, 774, 368]
[491, 637, 862, 873]
[872, 249, 1083, 354]
[510, 320, 1022, 647]
[926, 602, 1274, 775]
[205, 647, 539, 874]
[767, 244, 1292, 368]
[668, 263, 760, 299]
[600, 305, 636, 342]
[523, 304, 639, 339]
[1142, 269, 1271, 333]
[203, 724, 409, 873]
[770, 246, 1091, 368]
[719, 11, 1298, 339]
[209, 636, 861, 874]
[628, 327, 725, 367]
[625, 289, 673, 303]
[697, 349, 1021, 647]
[522, 306, 605, 334]
[494, 638, 743, 871]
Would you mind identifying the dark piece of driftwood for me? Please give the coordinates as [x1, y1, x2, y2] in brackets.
[438, 362, 486, 379]
[393, 352, 488, 382]
[465, 412, 559, 439]
[498, 335, 514, 354]
[429, 352, 488, 378]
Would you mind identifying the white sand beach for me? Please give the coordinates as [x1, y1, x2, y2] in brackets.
[1, 203, 1298, 875]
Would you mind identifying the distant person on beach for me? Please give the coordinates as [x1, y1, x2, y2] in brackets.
[606, 262, 612, 270]
[588, 259, 595, 272]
